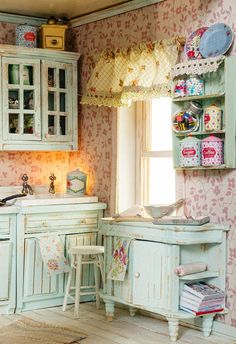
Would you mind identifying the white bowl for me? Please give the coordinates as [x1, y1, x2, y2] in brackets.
[144, 199, 185, 219]
[144, 204, 175, 218]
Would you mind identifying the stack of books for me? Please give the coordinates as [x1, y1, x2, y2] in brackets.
[180, 282, 225, 316]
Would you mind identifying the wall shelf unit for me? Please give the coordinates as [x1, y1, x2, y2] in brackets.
[172, 56, 236, 169]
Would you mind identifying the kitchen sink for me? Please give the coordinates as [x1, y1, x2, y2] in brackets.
[15, 193, 98, 206]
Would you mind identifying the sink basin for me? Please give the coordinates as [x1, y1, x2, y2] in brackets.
[15, 193, 98, 206]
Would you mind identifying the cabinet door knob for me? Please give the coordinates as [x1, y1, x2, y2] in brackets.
[135, 272, 140, 278]
[51, 39, 58, 45]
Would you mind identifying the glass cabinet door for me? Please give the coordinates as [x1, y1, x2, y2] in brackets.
[2, 58, 41, 141]
[41, 61, 73, 142]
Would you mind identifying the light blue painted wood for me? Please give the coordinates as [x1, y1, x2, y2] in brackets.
[16, 202, 106, 312]
[172, 56, 236, 169]
[0, 201, 106, 313]
[0, 213, 17, 314]
[0, 44, 80, 151]
[100, 219, 228, 342]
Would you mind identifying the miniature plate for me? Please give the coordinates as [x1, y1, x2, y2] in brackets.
[184, 27, 208, 59]
[199, 23, 233, 58]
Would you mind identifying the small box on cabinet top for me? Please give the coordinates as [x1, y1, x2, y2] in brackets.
[38, 24, 67, 50]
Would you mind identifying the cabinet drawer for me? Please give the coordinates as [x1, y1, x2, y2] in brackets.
[25, 212, 98, 233]
[0, 215, 10, 234]
[45, 36, 63, 49]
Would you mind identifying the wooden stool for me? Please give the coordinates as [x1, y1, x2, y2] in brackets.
[62, 245, 105, 318]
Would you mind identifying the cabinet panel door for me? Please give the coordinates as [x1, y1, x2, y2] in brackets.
[132, 240, 179, 310]
[65, 233, 97, 291]
[0, 241, 12, 300]
[2, 57, 41, 141]
[41, 61, 73, 143]
[23, 237, 59, 297]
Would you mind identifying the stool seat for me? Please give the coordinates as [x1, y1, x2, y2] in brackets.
[70, 245, 104, 255]
[62, 244, 105, 318]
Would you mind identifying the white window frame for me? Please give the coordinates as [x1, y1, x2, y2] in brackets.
[112, 100, 184, 215]
[136, 100, 174, 206]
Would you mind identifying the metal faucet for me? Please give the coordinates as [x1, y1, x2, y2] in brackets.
[49, 173, 56, 194]
[21, 174, 33, 195]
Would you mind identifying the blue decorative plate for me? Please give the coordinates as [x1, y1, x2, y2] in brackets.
[199, 23, 234, 58]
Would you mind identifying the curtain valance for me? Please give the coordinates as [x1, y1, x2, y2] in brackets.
[81, 38, 180, 107]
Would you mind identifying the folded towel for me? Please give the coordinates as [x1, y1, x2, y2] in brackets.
[175, 262, 207, 276]
[113, 205, 150, 218]
[38, 235, 71, 275]
[107, 237, 132, 281]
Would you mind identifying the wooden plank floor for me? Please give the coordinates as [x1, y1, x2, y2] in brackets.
[0, 302, 234, 344]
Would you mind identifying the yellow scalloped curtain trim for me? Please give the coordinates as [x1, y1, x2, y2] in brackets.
[81, 38, 180, 107]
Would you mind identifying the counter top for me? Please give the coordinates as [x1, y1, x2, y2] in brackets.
[15, 194, 98, 206]
[100, 219, 229, 245]
[0, 205, 19, 214]
[101, 217, 229, 232]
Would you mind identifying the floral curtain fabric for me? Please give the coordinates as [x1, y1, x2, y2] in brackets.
[81, 38, 180, 107]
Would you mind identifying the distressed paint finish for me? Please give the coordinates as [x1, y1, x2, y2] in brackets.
[0, 45, 79, 151]
[100, 220, 228, 341]
[0, 0, 235, 326]
[15, 201, 106, 312]
[72, 0, 236, 327]
[0, 209, 18, 314]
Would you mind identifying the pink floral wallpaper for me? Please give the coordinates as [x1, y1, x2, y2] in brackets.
[73, 0, 236, 326]
[1, 0, 236, 326]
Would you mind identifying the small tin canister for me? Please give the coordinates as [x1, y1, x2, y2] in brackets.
[16, 24, 37, 48]
[204, 104, 222, 131]
[179, 136, 201, 167]
[186, 74, 204, 96]
[67, 168, 87, 195]
[201, 135, 223, 166]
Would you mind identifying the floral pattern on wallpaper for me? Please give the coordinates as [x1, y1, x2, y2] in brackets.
[73, 0, 236, 326]
[1, 0, 236, 326]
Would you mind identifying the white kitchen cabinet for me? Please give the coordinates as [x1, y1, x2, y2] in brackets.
[0, 210, 18, 314]
[0, 241, 12, 300]
[132, 240, 179, 310]
[16, 202, 106, 312]
[0, 44, 80, 151]
[100, 220, 229, 342]
[2, 57, 41, 141]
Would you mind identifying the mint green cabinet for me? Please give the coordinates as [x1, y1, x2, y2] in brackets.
[0, 44, 80, 151]
[0, 211, 17, 314]
[172, 57, 236, 169]
[16, 202, 106, 312]
[100, 220, 228, 342]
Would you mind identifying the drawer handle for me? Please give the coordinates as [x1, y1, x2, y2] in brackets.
[135, 272, 140, 278]
[51, 39, 58, 45]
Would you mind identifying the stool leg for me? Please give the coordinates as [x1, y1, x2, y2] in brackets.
[98, 254, 105, 287]
[94, 260, 100, 309]
[62, 269, 73, 312]
[74, 254, 82, 318]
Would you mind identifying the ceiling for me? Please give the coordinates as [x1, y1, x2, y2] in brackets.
[0, 0, 165, 27]
[0, 0, 134, 20]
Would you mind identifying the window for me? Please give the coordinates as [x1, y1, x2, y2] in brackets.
[136, 98, 176, 206]
[115, 98, 176, 214]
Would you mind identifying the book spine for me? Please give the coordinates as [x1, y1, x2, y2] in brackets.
[180, 300, 223, 312]
[180, 296, 224, 306]
[195, 308, 224, 316]
[180, 306, 224, 316]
